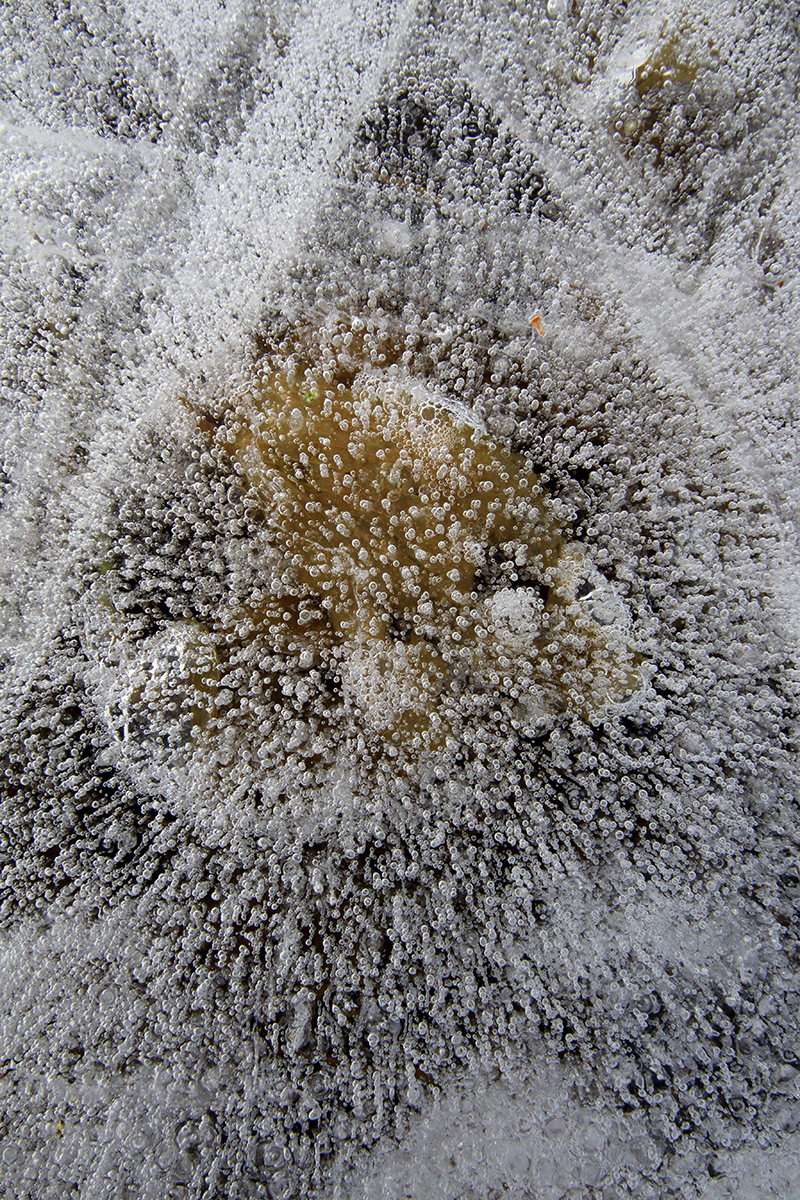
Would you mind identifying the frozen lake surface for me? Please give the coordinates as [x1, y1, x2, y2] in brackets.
[1, 0, 800, 1196]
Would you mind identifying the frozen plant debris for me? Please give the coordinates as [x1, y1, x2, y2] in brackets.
[181, 338, 638, 746]
[87, 328, 640, 805]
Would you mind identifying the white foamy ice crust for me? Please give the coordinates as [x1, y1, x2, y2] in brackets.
[485, 551, 634, 724]
[0, 0, 799, 1198]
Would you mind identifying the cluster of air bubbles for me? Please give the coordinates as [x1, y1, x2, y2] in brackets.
[84, 324, 641, 816]
[0, 0, 799, 1197]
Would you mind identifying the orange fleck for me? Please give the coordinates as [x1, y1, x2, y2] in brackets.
[530, 314, 546, 337]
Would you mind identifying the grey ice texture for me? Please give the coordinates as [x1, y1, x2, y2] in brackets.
[1, 0, 800, 1198]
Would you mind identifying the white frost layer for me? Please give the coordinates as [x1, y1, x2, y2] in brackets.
[1, 0, 799, 1197]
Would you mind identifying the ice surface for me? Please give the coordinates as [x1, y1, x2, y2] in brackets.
[1, 0, 799, 1197]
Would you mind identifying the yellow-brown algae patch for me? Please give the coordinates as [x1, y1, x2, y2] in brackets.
[195, 360, 639, 749]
